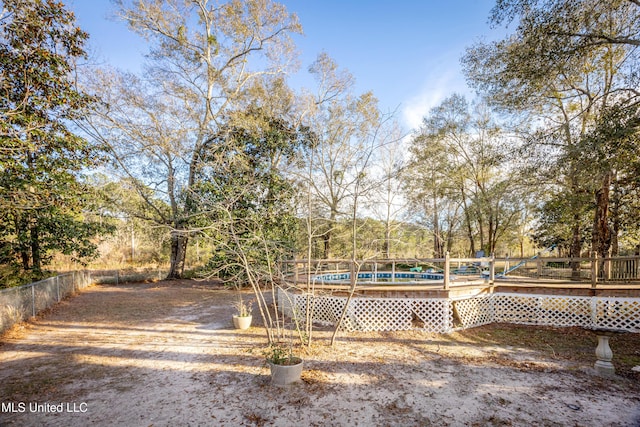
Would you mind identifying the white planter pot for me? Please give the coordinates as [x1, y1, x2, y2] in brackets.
[268, 358, 303, 385]
[232, 315, 252, 330]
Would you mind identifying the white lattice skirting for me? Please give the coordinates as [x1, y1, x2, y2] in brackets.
[277, 289, 640, 333]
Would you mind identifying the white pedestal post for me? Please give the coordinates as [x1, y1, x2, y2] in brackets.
[594, 333, 615, 376]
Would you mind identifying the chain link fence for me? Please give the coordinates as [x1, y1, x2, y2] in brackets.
[0, 269, 166, 334]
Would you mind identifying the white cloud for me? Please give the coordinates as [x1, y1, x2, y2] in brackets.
[402, 84, 447, 131]
[400, 60, 471, 132]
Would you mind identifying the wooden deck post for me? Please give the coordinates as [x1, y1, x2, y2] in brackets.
[444, 252, 450, 290]
[605, 250, 612, 281]
[489, 253, 495, 285]
[591, 252, 599, 289]
[350, 259, 356, 289]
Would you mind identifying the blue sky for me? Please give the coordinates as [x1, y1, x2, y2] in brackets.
[69, 0, 508, 131]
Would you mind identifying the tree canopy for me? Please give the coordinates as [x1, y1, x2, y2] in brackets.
[83, 0, 302, 279]
[462, 0, 640, 258]
[3, 0, 640, 289]
[0, 0, 111, 282]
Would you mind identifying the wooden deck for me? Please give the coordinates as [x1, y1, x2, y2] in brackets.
[286, 275, 640, 298]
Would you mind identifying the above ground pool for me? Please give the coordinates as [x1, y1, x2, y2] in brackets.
[312, 270, 454, 285]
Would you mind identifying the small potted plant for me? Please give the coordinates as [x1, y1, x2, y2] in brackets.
[232, 297, 253, 330]
[265, 342, 303, 386]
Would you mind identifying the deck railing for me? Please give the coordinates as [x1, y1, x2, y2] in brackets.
[281, 254, 640, 288]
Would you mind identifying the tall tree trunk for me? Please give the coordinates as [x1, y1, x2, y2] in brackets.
[569, 171, 583, 278]
[519, 239, 524, 258]
[383, 221, 391, 259]
[383, 178, 392, 259]
[20, 250, 30, 271]
[167, 230, 188, 279]
[570, 220, 582, 279]
[592, 172, 612, 273]
[610, 172, 620, 256]
[15, 216, 31, 270]
[321, 228, 331, 259]
[477, 213, 485, 254]
[30, 223, 41, 273]
[432, 194, 443, 258]
[322, 212, 337, 259]
[461, 188, 475, 255]
[488, 211, 495, 255]
[446, 213, 455, 254]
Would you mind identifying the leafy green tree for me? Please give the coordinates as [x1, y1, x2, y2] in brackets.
[489, 0, 640, 51]
[404, 95, 524, 256]
[0, 0, 110, 281]
[365, 120, 407, 259]
[300, 53, 383, 259]
[463, 0, 640, 258]
[404, 97, 463, 258]
[190, 106, 312, 345]
[83, 0, 301, 279]
[577, 104, 640, 255]
[194, 106, 311, 281]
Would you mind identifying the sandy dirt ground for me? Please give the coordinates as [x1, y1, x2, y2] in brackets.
[1, 280, 639, 426]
